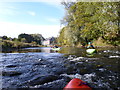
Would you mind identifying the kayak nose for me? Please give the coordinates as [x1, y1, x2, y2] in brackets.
[64, 78, 92, 90]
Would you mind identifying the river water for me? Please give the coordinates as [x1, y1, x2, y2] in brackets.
[1, 47, 120, 89]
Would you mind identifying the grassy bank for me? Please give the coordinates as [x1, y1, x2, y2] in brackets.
[93, 38, 113, 47]
[1, 40, 41, 52]
[75, 37, 120, 48]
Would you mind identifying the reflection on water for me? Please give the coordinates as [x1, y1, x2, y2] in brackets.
[40, 47, 52, 53]
[2, 46, 120, 57]
[19, 47, 87, 57]
[20, 47, 63, 53]
[7, 47, 55, 53]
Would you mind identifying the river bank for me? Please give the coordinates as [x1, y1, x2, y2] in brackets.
[1, 37, 120, 53]
[1, 40, 44, 53]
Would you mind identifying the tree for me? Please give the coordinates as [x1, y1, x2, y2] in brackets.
[18, 33, 45, 45]
[18, 33, 33, 43]
[20, 38, 27, 43]
[31, 34, 45, 45]
[2, 36, 8, 40]
[58, 1, 120, 46]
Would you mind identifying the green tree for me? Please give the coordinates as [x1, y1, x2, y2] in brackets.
[18, 33, 34, 43]
[59, 1, 120, 46]
[31, 34, 45, 45]
[18, 33, 45, 45]
[2, 36, 8, 40]
[20, 38, 27, 43]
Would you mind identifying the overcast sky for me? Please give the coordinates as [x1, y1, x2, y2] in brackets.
[0, 0, 67, 38]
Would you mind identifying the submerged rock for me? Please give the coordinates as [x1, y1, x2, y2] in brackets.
[25, 75, 59, 86]
[29, 76, 71, 88]
[2, 70, 22, 76]
[6, 64, 17, 68]
[33, 62, 45, 66]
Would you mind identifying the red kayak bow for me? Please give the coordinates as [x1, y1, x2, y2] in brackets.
[64, 78, 92, 90]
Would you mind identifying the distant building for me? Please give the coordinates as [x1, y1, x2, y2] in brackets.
[42, 39, 50, 46]
[42, 37, 57, 46]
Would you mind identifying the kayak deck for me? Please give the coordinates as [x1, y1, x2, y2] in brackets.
[64, 78, 92, 90]
[51, 47, 61, 51]
[86, 49, 96, 54]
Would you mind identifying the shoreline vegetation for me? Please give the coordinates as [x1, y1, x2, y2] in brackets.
[1, 35, 119, 53]
[57, 2, 120, 47]
[0, 33, 45, 52]
[1, 40, 42, 52]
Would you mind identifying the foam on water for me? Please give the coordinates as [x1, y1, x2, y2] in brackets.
[82, 73, 96, 83]
[60, 73, 96, 83]
[60, 73, 81, 79]
[69, 57, 84, 61]
[109, 55, 120, 58]
[67, 55, 99, 62]
[103, 50, 120, 54]
[98, 68, 106, 72]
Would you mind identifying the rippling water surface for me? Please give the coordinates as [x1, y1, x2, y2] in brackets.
[1, 47, 120, 89]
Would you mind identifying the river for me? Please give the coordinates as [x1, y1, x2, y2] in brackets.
[1, 47, 120, 89]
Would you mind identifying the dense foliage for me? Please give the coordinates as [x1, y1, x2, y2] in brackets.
[18, 33, 45, 45]
[58, 1, 120, 46]
[1, 33, 45, 52]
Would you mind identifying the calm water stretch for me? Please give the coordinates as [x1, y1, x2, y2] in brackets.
[1, 47, 120, 89]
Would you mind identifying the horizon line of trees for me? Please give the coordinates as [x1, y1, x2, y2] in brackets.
[1, 33, 45, 45]
[1, 33, 46, 51]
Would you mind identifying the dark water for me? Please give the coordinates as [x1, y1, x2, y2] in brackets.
[1, 47, 120, 89]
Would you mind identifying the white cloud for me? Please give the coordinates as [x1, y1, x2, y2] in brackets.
[27, 11, 36, 16]
[0, 21, 61, 38]
[0, 3, 19, 15]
